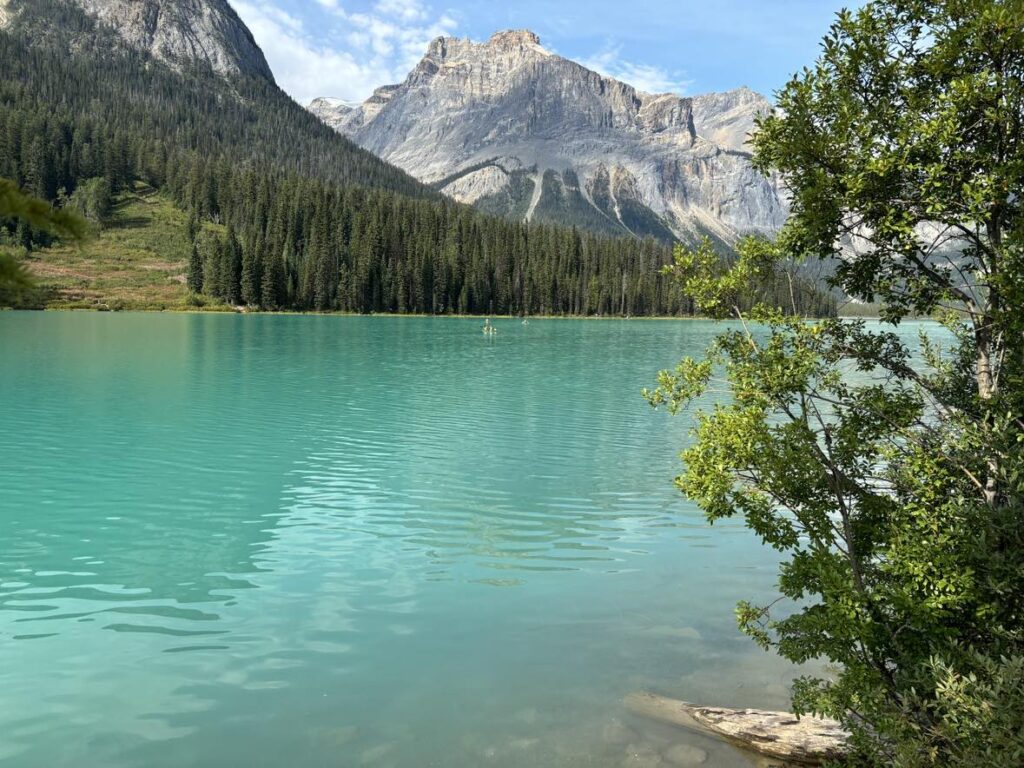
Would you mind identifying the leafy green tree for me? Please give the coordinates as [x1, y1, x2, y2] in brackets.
[1, 178, 86, 240]
[648, 2, 1024, 765]
[67, 176, 112, 224]
[0, 246, 36, 306]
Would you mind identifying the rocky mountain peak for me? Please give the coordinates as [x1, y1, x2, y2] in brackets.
[308, 96, 357, 113]
[487, 29, 544, 49]
[422, 28, 552, 69]
[67, 0, 274, 81]
[308, 31, 785, 244]
[307, 96, 359, 133]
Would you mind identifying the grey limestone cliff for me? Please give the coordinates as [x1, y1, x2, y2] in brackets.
[308, 30, 786, 244]
[68, 0, 274, 80]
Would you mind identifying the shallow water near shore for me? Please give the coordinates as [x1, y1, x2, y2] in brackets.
[0, 314, 930, 767]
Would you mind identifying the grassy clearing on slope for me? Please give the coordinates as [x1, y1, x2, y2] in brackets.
[25, 184, 229, 311]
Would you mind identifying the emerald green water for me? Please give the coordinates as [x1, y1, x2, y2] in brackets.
[1, 313, 803, 768]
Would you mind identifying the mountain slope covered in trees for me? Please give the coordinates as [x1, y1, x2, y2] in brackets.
[0, 0, 834, 317]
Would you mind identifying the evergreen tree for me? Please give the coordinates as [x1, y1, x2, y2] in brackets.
[240, 237, 259, 306]
[186, 241, 203, 294]
[224, 226, 242, 305]
[259, 248, 284, 310]
[186, 213, 199, 246]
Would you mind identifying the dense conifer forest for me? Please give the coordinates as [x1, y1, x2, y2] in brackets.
[0, 0, 836, 316]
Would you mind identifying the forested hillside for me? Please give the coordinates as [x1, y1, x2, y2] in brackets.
[0, 0, 834, 316]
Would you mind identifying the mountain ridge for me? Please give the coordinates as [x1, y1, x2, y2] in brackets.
[68, 0, 274, 80]
[308, 30, 787, 245]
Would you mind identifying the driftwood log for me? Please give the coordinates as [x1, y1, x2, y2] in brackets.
[624, 692, 849, 766]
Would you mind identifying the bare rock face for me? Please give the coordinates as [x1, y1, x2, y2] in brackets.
[691, 87, 767, 153]
[69, 0, 274, 80]
[307, 97, 357, 132]
[309, 30, 786, 244]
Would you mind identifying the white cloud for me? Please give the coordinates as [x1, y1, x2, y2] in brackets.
[580, 46, 692, 95]
[230, 0, 456, 105]
[374, 0, 429, 23]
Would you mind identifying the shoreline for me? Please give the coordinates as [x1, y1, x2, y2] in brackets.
[4, 307, 884, 321]
[8, 307, 727, 321]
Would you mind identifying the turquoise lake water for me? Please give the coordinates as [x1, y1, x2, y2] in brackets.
[0, 313, 827, 767]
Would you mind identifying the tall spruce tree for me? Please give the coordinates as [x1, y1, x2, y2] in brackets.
[186, 242, 203, 294]
[240, 237, 259, 307]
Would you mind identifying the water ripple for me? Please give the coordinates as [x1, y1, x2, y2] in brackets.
[0, 314, 939, 768]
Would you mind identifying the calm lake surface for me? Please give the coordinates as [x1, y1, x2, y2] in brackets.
[1, 313, 881, 767]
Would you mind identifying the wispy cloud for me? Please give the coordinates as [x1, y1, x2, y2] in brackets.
[580, 45, 692, 95]
[374, 0, 430, 23]
[231, 0, 456, 105]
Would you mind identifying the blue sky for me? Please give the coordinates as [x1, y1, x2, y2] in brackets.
[231, 0, 856, 105]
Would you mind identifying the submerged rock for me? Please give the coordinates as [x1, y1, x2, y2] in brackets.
[358, 743, 395, 765]
[602, 718, 639, 745]
[508, 737, 540, 751]
[621, 743, 666, 768]
[308, 724, 358, 747]
[625, 692, 848, 766]
[661, 742, 708, 766]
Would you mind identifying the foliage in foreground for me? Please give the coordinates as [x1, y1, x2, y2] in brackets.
[0, 177, 86, 306]
[648, 1, 1024, 765]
